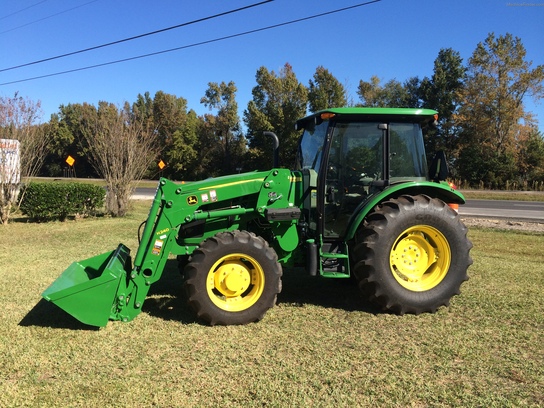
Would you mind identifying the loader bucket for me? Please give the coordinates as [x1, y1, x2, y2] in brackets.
[42, 244, 132, 327]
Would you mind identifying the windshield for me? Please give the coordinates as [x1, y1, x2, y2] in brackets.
[297, 121, 328, 174]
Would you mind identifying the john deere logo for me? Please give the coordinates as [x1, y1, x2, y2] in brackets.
[187, 195, 198, 205]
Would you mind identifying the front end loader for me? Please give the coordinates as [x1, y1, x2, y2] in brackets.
[42, 107, 472, 327]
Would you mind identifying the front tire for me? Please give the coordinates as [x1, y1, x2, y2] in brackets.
[352, 195, 472, 314]
[184, 230, 282, 325]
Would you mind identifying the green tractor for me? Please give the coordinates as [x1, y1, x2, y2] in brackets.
[43, 107, 472, 327]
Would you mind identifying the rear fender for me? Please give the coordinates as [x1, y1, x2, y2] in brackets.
[344, 181, 465, 241]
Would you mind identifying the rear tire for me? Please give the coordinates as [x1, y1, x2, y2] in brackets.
[351, 195, 472, 314]
[184, 230, 282, 325]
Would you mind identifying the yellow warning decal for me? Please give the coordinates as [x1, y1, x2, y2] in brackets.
[198, 179, 264, 190]
[152, 239, 164, 256]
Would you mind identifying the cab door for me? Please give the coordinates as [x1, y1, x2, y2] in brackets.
[323, 121, 383, 238]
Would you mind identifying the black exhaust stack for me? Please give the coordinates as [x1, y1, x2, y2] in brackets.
[263, 131, 279, 168]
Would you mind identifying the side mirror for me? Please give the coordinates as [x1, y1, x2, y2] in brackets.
[429, 151, 449, 181]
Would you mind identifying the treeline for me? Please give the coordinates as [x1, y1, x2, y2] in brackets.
[8, 32, 544, 189]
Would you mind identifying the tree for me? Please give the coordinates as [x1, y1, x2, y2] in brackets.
[132, 92, 155, 133]
[165, 109, 199, 179]
[456, 33, 544, 187]
[52, 103, 98, 178]
[244, 63, 308, 168]
[402, 77, 423, 108]
[200, 81, 246, 174]
[80, 101, 158, 216]
[150, 91, 197, 180]
[152, 91, 187, 145]
[419, 48, 466, 163]
[307, 66, 347, 112]
[192, 113, 220, 178]
[41, 112, 77, 177]
[517, 128, 544, 183]
[0, 94, 50, 224]
[357, 76, 413, 107]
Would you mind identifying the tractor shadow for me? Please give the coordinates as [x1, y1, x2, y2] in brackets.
[143, 261, 380, 323]
[276, 267, 379, 314]
[19, 299, 99, 331]
[142, 259, 199, 324]
[20, 260, 380, 329]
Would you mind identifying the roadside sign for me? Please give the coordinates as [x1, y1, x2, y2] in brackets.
[0, 139, 21, 184]
[158, 160, 166, 170]
[66, 155, 75, 167]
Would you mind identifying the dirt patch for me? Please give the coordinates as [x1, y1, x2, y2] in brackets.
[462, 217, 544, 232]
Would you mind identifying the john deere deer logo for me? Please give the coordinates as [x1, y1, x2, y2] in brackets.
[187, 195, 198, 205]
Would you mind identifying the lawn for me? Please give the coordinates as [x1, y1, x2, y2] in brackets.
[0, 201, 543, 407]
[462, 190, 544, 201]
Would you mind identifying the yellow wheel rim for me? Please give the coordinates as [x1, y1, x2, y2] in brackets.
[389, 225, 451, 292]
[206, 253, 265, 312]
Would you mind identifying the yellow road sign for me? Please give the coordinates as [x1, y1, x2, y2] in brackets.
[66, 155, 75, 166]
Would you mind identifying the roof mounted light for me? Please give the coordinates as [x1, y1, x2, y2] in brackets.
[320, 112, 336, 120]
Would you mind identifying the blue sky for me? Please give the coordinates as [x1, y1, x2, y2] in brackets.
[1, 0, 543, 130]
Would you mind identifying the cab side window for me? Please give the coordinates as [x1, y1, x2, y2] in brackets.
[324, 122, 382, 237]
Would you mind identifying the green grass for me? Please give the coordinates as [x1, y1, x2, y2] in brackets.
[462, 190, 544, 201]
[1, 202, 543, 407]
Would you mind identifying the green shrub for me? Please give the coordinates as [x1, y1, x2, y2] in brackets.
[19, 182, 105, 221]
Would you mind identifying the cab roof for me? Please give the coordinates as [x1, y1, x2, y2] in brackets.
[296, 107, 438, 130]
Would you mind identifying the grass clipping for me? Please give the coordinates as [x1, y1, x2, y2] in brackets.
[1, 201, 543, 407]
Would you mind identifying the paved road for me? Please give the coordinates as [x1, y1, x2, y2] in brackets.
[132, 187, 157, 200]
[461, 199, 544, 221]
[133, 188, 544, 222]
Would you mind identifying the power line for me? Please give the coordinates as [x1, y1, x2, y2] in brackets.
[0, 0, 101, 35]
[0, 0, 274, 73]
[0, 0, 49, 21]
[0, 0, 381, 86]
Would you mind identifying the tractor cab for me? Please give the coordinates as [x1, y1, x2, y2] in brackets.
[295, 107, 439, 275]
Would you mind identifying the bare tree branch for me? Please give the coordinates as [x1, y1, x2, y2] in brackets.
[0, 94, 49, 224]
[80, 102, 158, 217]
